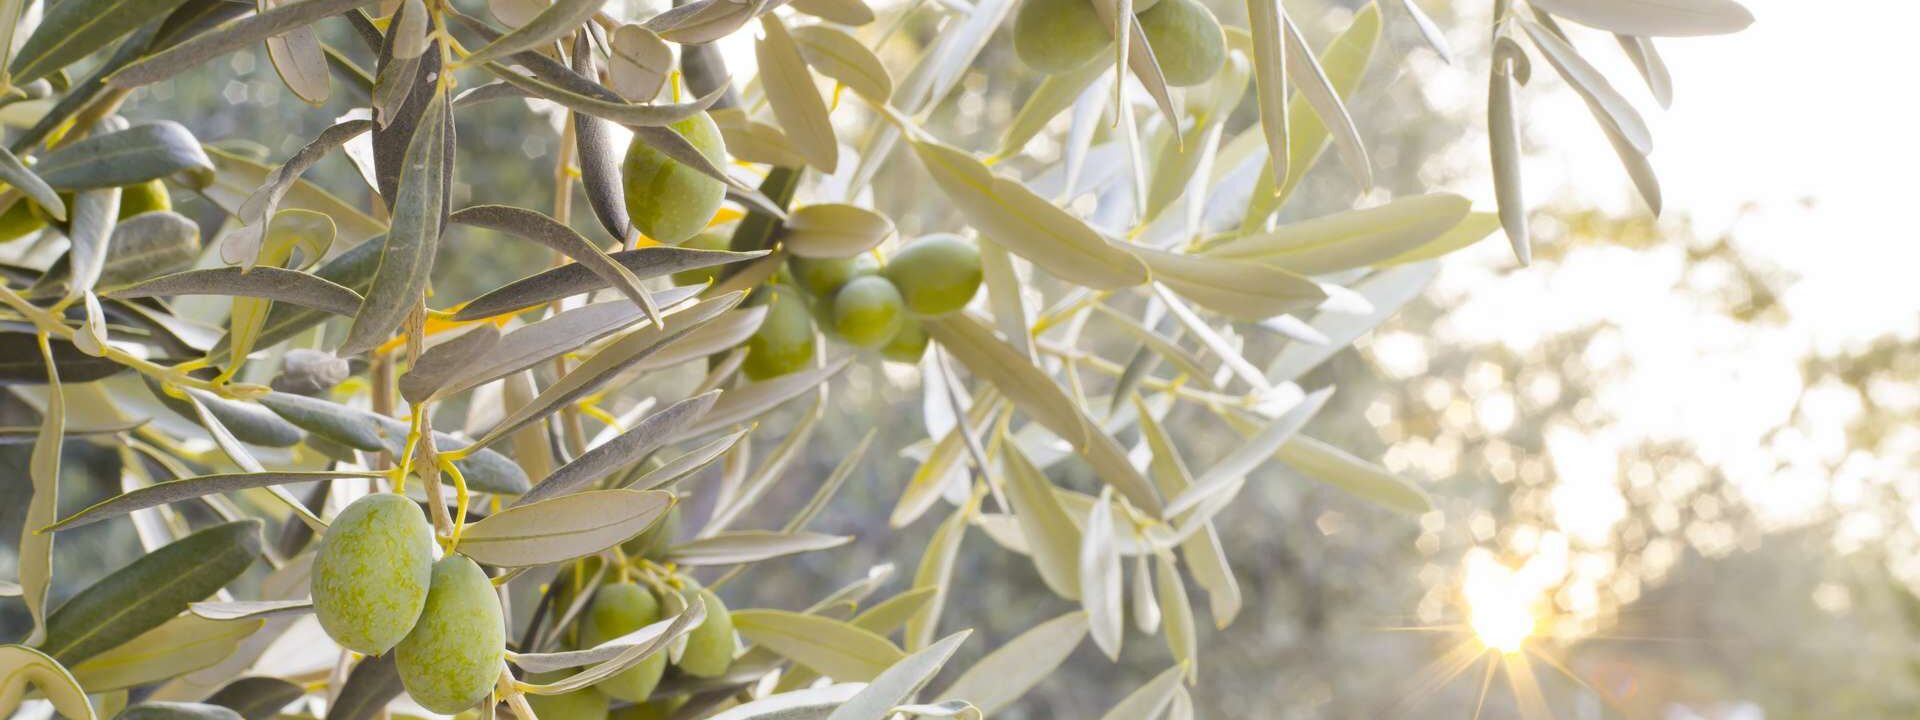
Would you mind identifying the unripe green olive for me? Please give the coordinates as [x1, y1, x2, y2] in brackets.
[311, 494, 435, 654]
[622, 112, 727, 245]
[0, 198, 46, 243]
[832, 275, 906, 349]
[1136, 0, 1226, 86]
[120, 179, 172, 217]
[787, 253, 879, 298]
[548, 556, 607, 647]
[676, 587, 735, 678]
[610, 697, 687, 720]
[742, 287, 816, 381]
[396, 555, 506, 715]
[882, 318, 929, 364]
[526, 673, 611, 720]
[671, 232, 732, 286]
[882, 235, 983, 317]
[622, 505, 680, 561]
[579, 583, 667, 702]
[1013, 0, 1111, 74]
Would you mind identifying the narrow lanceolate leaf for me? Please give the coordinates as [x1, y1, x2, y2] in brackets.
[522, 598, 706, 694]
[781, 204, 895, 258]
[0, 146, 62, 220]
[757, 14, 839, 173]
[572, 32, 633, 244]
[1002, 444, 1083, 600]
[397, 326, 500, 404]
[44, 471, 381, 532]
[64, 187, 119, 305]
[449, 204, 660, 326]
[462, 0, 604, 66]
[455, 246, 763, 320]
[107, 267, 363, 316]
[733, 610, 906, 681]
[1246, 0, 1290, 184]
[1134, 247, 1325, 320]
[33, 122, 214, 190]
[912, 139, 1147, 289]
[512, 603, 707, 674]
[458, 490, 675, 567]
[1245, 4, 1380, 227]
[791, 25, 892, 101]
[997, 57, 1108, 158]
[35, 211, 201, 296]
[482, 62, 728, 128]
[825, 631, 971, 720]
[0, 646, 94, 720]
[227, 119, 372, 268]
[1203, 193, 1474, 275]
[69, 615, 264, 692]
[19, 336, 65, 646]
[323, 653, 402, 720]
[1399, 0, 1454, 63]
[1283, 17, 1370, 189]
[1079, 489, 1123, 660]
[696, 685, 863, 720]
[789, 0, 873, 25]
[109, 0, 383, 88]
[926, 314, 1162, 514]
[206, 676, 305, 720]
[264, 12, 330, 105]
[666, 531, 853, 566]
[1618, 34, 1674, 108]
[1490, 34, 1531, 265]
[1132, 553, 1161, 634]
[608, 24, 672, 100]
[938, 611, 1088, 714]
[8, 0, 192, 83]
[1275, 435, 1431, 514]
[188, 599, 313, 621]
[905, 497, 975, 651]
[1097, 664, 1187, 720]
[674, 356, 854, 439]
[439, 288, 703, 398]
[516, 391, 720, 506]
[39, 520, 262, 665]
[1157, 554, 1197, 680]
[1530, 0, 1753, 36]
[198, 147, 386, 248]
[340, 90, 446, 356]
[1164, 388, 1332, 518]
[1521, 19, 1653, 155]
[256, 392, 532, 494]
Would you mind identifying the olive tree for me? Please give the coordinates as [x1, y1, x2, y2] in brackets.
[0, 0, 1751, 716]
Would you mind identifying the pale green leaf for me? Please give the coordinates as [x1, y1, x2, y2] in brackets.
[733, 609, 906, 681]
[1529, 0, 1753, 36]
[458, 489, 675, 567]
[937, 611, 1088, 714]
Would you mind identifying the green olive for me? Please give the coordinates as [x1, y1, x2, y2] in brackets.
[881, 317, 929, 364]
[1136, 0, 1226, 86]
[622, 112, 727, 245]
[119, 179, 172, 217]
[831, 275, 906, 349]
[526, 672, 611, 720]
[1013, 0, 1111, 74]
[311, 494, 434, 654]
[579, 583, 667, 702]
[742, 287, 816, 381]
[676, 587, 735, 678]
[671, 232, 732, 286]
[0, 197, 46, 243]
[882, 235, 982, 317]
[788, 253, 879, 298]
[548, 556, 607, 647]
[395, 555, 506, 715]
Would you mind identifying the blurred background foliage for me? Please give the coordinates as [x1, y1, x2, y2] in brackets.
[6, 0, 1918, 717]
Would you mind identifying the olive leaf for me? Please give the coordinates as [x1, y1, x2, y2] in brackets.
[789, 0, 874, 25]
[790, 24, 892, 102]
[1201, 192, 1474, 274]
[780, 204, 895, 259]
[7, 0, 193, 83]
[1529, 0, 1753, 36]
[39, 519, 262, 665]
[436, 286, 703, 398]
[44, 471, 381, 532]
[756, 14, 839, 173]
[396, 325, 500, 404]
[607, 25, 672, 101]
[519, 597, 706, 694]
[666, 531, 854, 566]
[453, 246, 761, 320]
[571, 32, 634, 244]
[109, 0, 382, 88]
[509, 601, 707, 675]
[1001, 443, 1084, 600]
[108, 267, 364, 316]
[18, 334, 63, 647]
[205, 676, 305, 720]
[69, 615, 265, 692]
[1244, 4, 1380, 229]
[323, 653, 402, 720]
[1134, 246, 1325, 320]
[32, 210, 202, 297]
[515, 390, 719, 506]
[938, 611, 1088, 714]
[256, 392, 532, 494]
[188, 600, 314, 621]
[0, 645, 94, 720]
[0, 145, 63, 220]
[1079, 488, 1123, 660]
[461, 0, 605, 67]
[823, 630, 970, 720]
[1096, 663, 1186, 720]
[226, 118, 372, 268]
[449, 204, 661, 325]
[458, 489, 675, 567]
[733, 609, 907, 681]
[340, 88, 447, 356]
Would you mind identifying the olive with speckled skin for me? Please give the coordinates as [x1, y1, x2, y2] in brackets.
[311, 494, 434, 654]
[526, 672, 610, 720]
[623, 112, 727, 245]
[677, 587, 735, 678]
[1136, 0, 1227, 86]
[832, 275, 906, 349]
[395, 555, 505, 715]
[579, 583, 668, 702]
[742, 287, 816, 381]
[883, 235, 982, 317]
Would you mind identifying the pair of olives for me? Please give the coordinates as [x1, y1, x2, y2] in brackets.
[744, 235, 984, 380]
[1013, 0, 1227, 86]
[528, 580, 735, 719]
[0, 178, 171, 243]
[310, 495, 504, 714]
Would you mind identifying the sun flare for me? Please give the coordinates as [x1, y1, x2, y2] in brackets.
[1464, 556, 1539, 654]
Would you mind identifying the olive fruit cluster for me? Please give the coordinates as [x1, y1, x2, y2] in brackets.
[310, 494, 505, 714]
[0, 178, 172, 242]
[744, 235, 983, 380]
[1012, 0, 1226, 86]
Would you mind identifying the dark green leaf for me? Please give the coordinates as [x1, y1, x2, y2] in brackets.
[454, 246, 762, 320]
[323, 653, 401, 720]
[107, 267, 364, 316]
[8, 0, 193, 83]
[45, 471, 377, 532]
[115, 702, 244, 720]
[396, 325, 499, 404]
[516, 391, 719, 507]
[109, 0, 383, 88]
[39, 519, 262, 665]
[0, 332, 131, 384]
[449, 204, 660, 325]
[0, 145, 63, 220]
[340, 89, 447, 356]
[256, 392, 532, 494]
[32, 122, 214, 190]
[206, 676, 306, 720]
